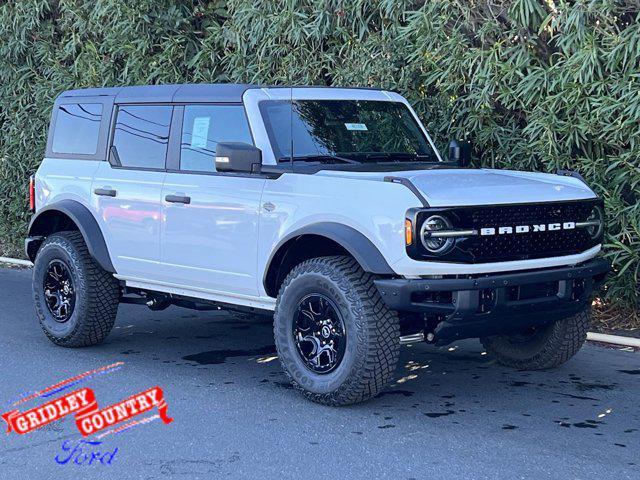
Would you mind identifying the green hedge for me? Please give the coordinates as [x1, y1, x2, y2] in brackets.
[0, 0, 638, 308]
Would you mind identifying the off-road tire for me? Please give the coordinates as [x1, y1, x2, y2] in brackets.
[274, 256, 400, 406]
[480, 308, 590, 370]
[33, 231, 119, 347]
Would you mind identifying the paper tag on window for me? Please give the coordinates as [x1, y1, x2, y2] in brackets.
[191, 117, 210, 148]
[344, 123, 368, 131]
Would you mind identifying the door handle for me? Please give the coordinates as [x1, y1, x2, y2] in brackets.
[94, 188, 117, 197]
[165, 194, 191, 204]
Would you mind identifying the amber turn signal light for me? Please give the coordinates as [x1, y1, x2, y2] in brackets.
[405, 219, 413, 245]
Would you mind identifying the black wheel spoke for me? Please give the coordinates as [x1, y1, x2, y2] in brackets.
[42, 260, 76, 322]
[292, 294, 346, 374]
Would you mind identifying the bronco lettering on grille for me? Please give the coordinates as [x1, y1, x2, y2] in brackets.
[480, 222, 576, 236]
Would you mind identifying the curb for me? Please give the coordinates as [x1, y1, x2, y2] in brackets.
[0, 256, 33, 267]
[587, 332, 640, 349]
[0, 256, 638, 349]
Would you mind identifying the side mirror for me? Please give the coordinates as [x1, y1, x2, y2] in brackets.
[448, 140, 472, 167]
[215, 142, 262, 173]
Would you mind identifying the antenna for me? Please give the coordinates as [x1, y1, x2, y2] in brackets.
[289, 9, 294, 168]
[289, 77, 293, 168]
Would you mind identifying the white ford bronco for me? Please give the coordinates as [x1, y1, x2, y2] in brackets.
[26, 84, 609, 405]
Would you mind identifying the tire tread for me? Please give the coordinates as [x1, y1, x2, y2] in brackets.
[34, 231, 119, 347]
[274, 256, 400, 406]
[480, 309, 590, 370]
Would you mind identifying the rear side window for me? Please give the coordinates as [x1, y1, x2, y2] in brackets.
[180, 105, 252, 172]
[51, 103, 103, 155]
[112, 105, 172, 169]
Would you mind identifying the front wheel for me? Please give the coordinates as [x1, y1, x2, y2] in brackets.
[480, 308, 590, 370]
[274, 256, 400, 406]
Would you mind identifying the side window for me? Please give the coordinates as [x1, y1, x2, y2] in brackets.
[112, 105, 172, 169]
[51, 103, 103, 155]
[180, 105, 253, 172]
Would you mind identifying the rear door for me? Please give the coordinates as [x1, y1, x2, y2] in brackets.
[92, 104, 172, 279]
[159, 104, 266, 297]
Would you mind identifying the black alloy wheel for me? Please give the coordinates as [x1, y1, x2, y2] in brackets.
[43, 259, 76, 322]
[293, 294, 346, 374]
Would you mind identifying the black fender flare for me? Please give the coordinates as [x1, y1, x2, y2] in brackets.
[263, 222, 395, 293]
[27, 200, 115, 273]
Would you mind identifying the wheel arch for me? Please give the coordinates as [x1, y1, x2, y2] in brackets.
[263, 223, 394, 298]
[26, 200, 115, 273]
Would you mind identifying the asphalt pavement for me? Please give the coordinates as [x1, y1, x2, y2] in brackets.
[0, 266, 638, 479]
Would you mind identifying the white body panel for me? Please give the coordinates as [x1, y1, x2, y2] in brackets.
[392, 245, 602, 277]
[91, 162, 165, 279]
[314, 168, 596, 207]
[34, 87, 603, 311]
[257, 173, 419, 296]
[36, 158, 100, 211]
[159, 172, 266, 296]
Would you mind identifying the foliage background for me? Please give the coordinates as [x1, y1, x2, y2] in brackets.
[0, 0, 638, 309]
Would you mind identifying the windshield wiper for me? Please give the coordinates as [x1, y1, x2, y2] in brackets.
[278, 154, 361, 165]
[358, 152, 433, 163]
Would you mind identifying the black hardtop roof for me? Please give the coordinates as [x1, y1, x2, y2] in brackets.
[58, 83, 259, 103]
[57, 83, 387, 104]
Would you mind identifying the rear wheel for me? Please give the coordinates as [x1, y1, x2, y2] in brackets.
[480, 308, 590, 370]
[274, 256, 400, 406]
[32, 231, 119, 347]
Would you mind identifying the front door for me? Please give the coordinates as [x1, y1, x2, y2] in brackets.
[159, 104, 266, 297]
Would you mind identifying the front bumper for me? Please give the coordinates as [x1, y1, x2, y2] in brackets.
[375, 257, 610, 345]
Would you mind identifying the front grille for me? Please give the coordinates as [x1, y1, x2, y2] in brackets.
[407, 199, 602, 263]
[462, 201, 597, 262]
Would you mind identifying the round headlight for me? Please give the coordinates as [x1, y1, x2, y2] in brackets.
[420, 215, 454, 254]
[586, 205, 604, 239]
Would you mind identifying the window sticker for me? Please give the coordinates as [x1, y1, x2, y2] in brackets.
[190, 117, 210, 148]
[344, 123, 368, 131]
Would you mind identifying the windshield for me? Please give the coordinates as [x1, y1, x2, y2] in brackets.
[259, 100, 439, 164]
